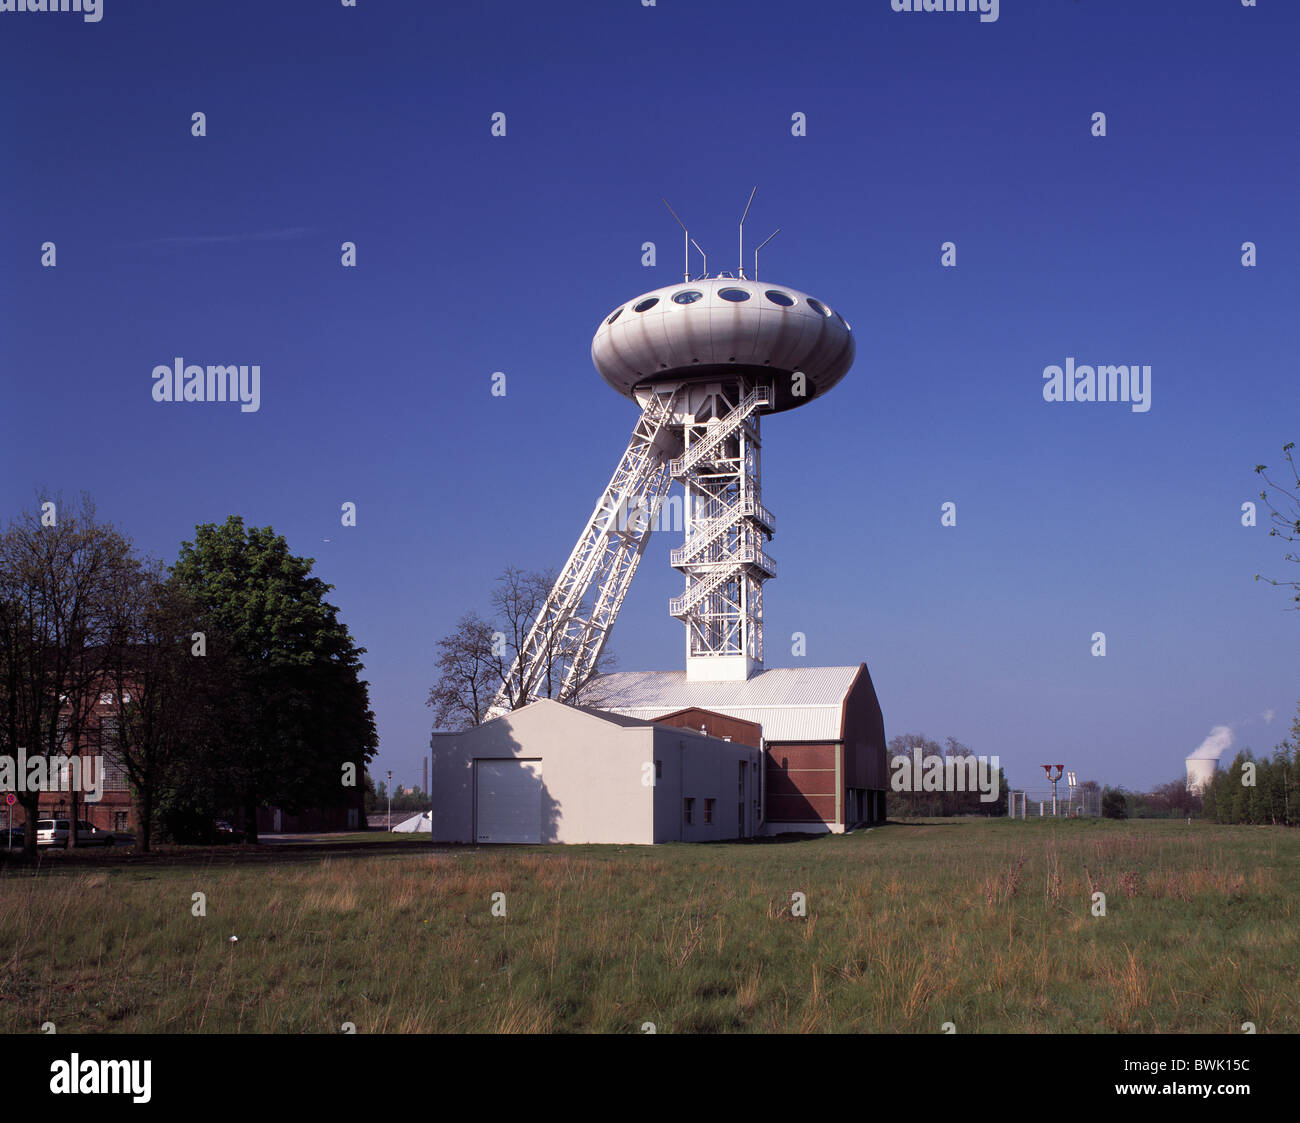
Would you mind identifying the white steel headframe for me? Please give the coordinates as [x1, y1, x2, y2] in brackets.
[669, 384, 774, 676]
[489, 378, 778, 715]
[489, 387, 683, 714]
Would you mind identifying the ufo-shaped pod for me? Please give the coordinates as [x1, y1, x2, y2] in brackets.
[592, 278, 854, 413]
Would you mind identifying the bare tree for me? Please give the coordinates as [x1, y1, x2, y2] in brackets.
[488, 565, 618, 708]
[427, 568, 618, 732]
[487, 566, 550, 711]
[427, 612, 498, 729]
[1255, 441, 1300, 608]
[0, 494, 133, 856]
[100, 558, 238, 852]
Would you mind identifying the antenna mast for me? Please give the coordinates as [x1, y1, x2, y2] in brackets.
[738, 186, 756, 279]
[753, 228, 779, 281]
[663, 199, 691, 282]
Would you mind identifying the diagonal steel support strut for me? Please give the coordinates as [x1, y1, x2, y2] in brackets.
[488, 388, 683, 715]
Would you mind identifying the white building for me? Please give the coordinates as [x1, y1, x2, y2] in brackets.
[428, 699, 761, 845]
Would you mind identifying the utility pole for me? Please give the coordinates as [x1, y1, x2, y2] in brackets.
[386, 769, 392, 831]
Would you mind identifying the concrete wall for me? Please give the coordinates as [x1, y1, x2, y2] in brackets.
[429, 701, 760, 845]
[653, 727, 760, 843]
[429, 702, 653, 844]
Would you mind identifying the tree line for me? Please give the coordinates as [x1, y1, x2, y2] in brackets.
[886, 733, 1008, 817]
[1201, 734, 1300, 826]
[0, 494, 377, 854]
[1095, 707, 1298, 824]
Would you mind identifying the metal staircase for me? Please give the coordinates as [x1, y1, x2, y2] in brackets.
[668, 385, 774, 666]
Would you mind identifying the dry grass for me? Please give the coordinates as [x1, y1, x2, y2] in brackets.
[0, 817, 1296, 1032]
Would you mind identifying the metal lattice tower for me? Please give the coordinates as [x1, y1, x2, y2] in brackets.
[488, 199, 854, 714]
[668, 383, 775, 681]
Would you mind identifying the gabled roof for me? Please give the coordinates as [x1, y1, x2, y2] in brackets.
[430, 697, 657, 742]
[587, 665, 863, 742]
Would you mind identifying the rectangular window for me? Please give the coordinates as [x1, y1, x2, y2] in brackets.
[704, 798, 715, 825]
[113, 812, 128, 832]
[683, 798, 694, 825]
[99, 718, 130, 791]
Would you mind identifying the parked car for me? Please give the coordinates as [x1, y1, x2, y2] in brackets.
[214, 820, 245, 843]
[1, 823, 25, 848]
[35, 819, 116, 847]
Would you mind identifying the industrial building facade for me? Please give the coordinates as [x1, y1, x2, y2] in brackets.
[427, 664, 887, 845]
[428, 699, 762, 845]
[591, 663, 888, 835]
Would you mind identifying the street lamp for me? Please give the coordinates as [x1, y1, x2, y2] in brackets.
[386, 769, 393, 832]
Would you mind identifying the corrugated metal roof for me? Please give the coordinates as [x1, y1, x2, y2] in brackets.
[587, 665, 860, 743]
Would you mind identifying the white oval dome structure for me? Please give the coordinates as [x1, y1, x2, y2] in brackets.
[592, 277, 854, 411]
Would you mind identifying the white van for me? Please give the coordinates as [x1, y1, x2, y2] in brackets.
[35, 819, 116, 847]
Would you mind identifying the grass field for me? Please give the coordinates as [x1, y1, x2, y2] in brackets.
[1, 817, 1296, 1033]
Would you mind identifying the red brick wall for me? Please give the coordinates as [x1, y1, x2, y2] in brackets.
[19, 692, 138, 833]
[766, 742, 839, 823]
[652, 707, 763, 748]
[842, 663, 888, 791]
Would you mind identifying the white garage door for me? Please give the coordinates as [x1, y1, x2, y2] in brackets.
[475, 759, 543, 844]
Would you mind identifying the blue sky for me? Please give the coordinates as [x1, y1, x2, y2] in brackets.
[2, 0, 1296, 797]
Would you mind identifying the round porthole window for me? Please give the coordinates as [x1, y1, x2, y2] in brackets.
[634, 297, 660, 312]
[764, 290, 794, 306]
[606, 307, 624, 325]
[719, 288, 751, 302]
[806, 298, 831, 317]
[672, 290, 704, 304]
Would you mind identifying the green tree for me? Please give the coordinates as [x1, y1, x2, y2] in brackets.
[1101, 787, 1128, 819]
[171, 516, 378, 843]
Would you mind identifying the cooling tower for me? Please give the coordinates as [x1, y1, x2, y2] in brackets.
[1185, 756, 1218, 794]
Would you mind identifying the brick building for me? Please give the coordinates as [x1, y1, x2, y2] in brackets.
[590, 663, 889, 834]
[16, 688, 137, 834]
